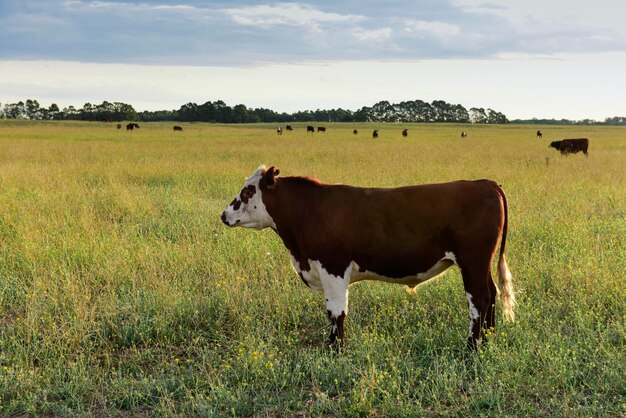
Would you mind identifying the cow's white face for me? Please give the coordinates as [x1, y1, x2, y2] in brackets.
[221, 166, 276, 230]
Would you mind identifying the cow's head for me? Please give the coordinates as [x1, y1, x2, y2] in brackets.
[221, 165, 279, 229]
[549, 141, 561, 149]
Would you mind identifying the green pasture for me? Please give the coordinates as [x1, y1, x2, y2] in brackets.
[0, 120, 624, 416]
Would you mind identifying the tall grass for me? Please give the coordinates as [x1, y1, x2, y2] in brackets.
[0, 120, 624, 416]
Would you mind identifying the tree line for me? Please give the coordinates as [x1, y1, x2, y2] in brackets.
[1, 98, 623, 125]
[0, 98, 510, 124]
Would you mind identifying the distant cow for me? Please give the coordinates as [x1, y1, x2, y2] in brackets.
[549, 138, 589, 156]
[536, 130, 543, 139]
[307, 125, 315, 133]
[372, 129, 379, 138]
[117, 124, 122, 129]
[461, 131, 468, 139]
[286, 125, 293, 131]
[353, 129, 358, 135]
[126, 123, 135, 131]
[402, 129, 408, 137]
[173, 126, 183, 131]
[221, 166, 515, 351]
[317, 127, 326, 133]
[277, 127, 283, 135]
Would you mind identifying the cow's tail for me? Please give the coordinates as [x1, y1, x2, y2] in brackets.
[495, 184, 516, 322]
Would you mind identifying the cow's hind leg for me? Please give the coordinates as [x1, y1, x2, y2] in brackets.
[461, 266, 494, 350]
[484, 273, 497, 338]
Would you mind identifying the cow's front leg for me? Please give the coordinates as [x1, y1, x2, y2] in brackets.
[316, 262, 350, 352]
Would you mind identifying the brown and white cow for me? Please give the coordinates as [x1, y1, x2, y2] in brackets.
[221, 166, 515, 351]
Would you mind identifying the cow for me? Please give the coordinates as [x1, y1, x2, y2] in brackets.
[353, 129, 358, 135]
[286, 125, 293, 131]
[317, 127, 326, 133]
[277, 127, 283, 135]
[221, 166, 516, 351]
[372, 129, 379, 138]
[126, 123, 134, 131]
[173, 126, 183, 131]
[117, 124, 122, 129]
[536, 130, 543, 139]
[461, 131, 468, 139]
[402, 129, 408, 137]
[549, 138, 589, 156]
[307, 125, 315, 133]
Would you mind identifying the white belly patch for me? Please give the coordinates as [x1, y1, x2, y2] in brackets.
[290, 252, 457, 291]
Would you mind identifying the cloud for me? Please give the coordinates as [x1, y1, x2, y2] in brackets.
[352, 27, 392, 42]
[63, 1, 197, 13]
[223, 3, 363, 31]
[403, 19, 460, 38]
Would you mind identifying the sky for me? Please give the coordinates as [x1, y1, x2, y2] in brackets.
[1, 0, 625, 120]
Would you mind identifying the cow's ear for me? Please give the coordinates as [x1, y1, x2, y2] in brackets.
[265, 166, 280, 188]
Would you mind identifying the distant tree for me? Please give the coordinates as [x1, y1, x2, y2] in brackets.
[177, 102, 199, 122]
[604, 116, 626, 125]
[4, 101, 26, 119]
[486, 109, 508, 124]
[62, 105, 79, 120]
[138, 109, 177, 122]
[24, 99, 42, 119]
[369, 100, 393, 122]
[469, 107, 488, 124]
[352, 106, 370, 122]
[47, 103, 60, 120]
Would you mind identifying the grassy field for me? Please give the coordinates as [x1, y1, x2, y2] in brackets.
[0, 120, 624, 417]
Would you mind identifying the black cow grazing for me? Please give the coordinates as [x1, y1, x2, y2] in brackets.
[402, 129, 408, 137]
[277, 127, 283, 135]
[536, 130, 543, 139]
[117, 124, 122, 129]
[286, 125, 293, 131]
[307, 125, 315, 133]
[173, 126, 183, 131]
[317, 127, 326, 133]
[461, 131, 468, 139]
[353, 129, 358, 135]
[372, 129, 379, 138]
[126, 123, 135, 131]
[549, 138, 589, 156]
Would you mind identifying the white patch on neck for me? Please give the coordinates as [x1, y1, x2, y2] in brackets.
[294, 258, 349, 315]
[312, 260, 349, 318]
